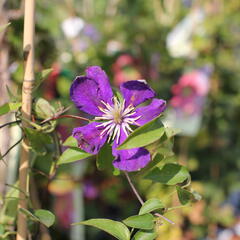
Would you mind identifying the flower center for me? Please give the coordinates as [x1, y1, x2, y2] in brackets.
[95, 97, 141, 144]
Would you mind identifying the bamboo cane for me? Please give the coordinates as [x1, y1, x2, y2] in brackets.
[16, 0, 35, 239]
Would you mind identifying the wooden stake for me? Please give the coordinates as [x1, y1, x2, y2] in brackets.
[17, 0, 35, 239]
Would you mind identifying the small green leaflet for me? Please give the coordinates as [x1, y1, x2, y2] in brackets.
[73, 219, 130, 240]
[62, 136, 78, 147]
[19, 208, 55, 227]
[118, 116, 165, 150]
[34, 209, 55, 227]
[176, 186, 193, 205]
[123, 214, 154, 230]
[145, 163, 190, 185]
[139, 199, 165, 215]
[0, 102, 21, 117]
[96, 143, 114, 172]
[58, 147, 92, 165]
[133, 230, 157, 240]
[24, 128, 52, 155]
[34, 98, 56, 119]
[0, 183, 19, 225]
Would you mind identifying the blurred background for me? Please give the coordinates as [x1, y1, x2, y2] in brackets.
[0, 0, 240, 239]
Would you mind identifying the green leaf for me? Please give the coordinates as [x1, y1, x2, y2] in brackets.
[19, 208, 39, 222]
[58, 147, 92, 165]
[0, 23, 10, 32]
[123, 214, 154, 230]
[34, 209, 55, 227]
[73, 219, 130, 240]
[0, 183, 19, 225]
[133, 230, 157, 240]
[24, 128, 52, 155]
[62, 136, 78, 147]
[34, 69, 53, 91]
[139, 199, 165, 215]
[19, 208, 55, 227]
[97, 144, 114, 172]
[0, 102, 21, 116]
[145, 163, 190, 185]
[34, 98, 56, 119]
[176, 186, 192, 205]
[118, 116, 165, 150]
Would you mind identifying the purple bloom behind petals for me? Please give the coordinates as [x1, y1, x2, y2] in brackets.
[70, 66, 166, 172]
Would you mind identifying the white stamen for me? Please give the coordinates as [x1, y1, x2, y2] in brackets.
[97, 120, 113, 128]
[96, 98, 142, 143]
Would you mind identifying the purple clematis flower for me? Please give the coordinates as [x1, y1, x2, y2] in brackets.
[70, 66, 166, 172]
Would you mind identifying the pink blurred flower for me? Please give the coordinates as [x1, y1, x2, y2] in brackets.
[170, 69, 210, 115]
[112, 54, 142, 86]
[54, 193, 73, 229]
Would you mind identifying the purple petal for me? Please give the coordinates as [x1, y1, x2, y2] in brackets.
[120, 80, 155, 107]
[112, 129, 151, 172]
[134, 99, 167, 126]
[86, 66, 113, 105]
[70, 66, 113, 116]
[72, 122, 107, 155]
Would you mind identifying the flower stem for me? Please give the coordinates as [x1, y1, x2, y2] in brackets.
[123, 171, 175, 225]
[41, 114, 90, 124]
[124, 171, 144, 205]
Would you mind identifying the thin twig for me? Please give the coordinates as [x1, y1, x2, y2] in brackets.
[124, 171, 144, 205]
[49, 131, 62, 178]
[41, 114, 90, 124]
[0, 120, 21, 129]
[123, 171, 175, 225]
[5, 183, 29, 198]
[1, 137, 23, 160]
[154, 213, 175, 225]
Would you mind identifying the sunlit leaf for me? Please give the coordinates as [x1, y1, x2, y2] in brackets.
[57, 147, 92, 165]
[19, 208, 55, 227]
[133, 230, 157, 240]
[139, 199, 165, 215]
[62, 136, 78, 147]
[123, 214, 154, 230]
[145, 163, 190, 185]
[19, 208, 39, 222]
[73, 219, 130, 240]
[0, 102, 21, 117]
[34, 98, 56, 119]
[34, 209, 55, 227]
[118, 116, 165, 150]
